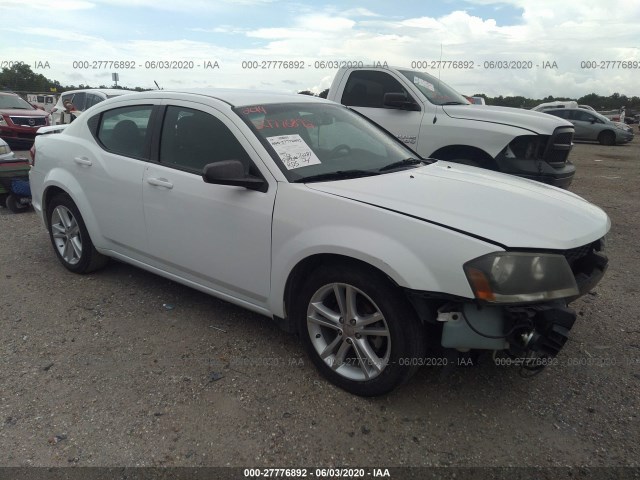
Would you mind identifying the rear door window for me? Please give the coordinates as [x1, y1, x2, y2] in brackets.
[97, 105, 154, 158]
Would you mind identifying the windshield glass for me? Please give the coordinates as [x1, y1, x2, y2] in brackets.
[398, 70, 469, 106]
[0, 95, 35, 110]
[235, 102, 424, 182]
[591, 111, 611, 123]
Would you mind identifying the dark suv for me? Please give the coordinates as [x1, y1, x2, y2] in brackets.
[0, 92, 51, 146]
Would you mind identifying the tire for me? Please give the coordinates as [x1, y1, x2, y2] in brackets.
[46, 193, 109, 273]
[5, 194, 29, 213]
[598, 131, 616, 146]
[293, 263, 426, 396]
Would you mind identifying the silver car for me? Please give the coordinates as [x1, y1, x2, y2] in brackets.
[545, 108, 634, 145]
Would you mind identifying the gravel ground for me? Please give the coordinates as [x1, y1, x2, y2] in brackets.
[0, 139, 639, 471]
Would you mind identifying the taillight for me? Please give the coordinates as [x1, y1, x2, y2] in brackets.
[29, 145, 36, 166]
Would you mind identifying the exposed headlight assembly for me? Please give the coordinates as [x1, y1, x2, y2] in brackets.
[464, 252, 578, 303]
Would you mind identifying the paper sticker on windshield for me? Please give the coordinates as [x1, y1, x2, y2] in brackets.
[266, 134, 321, 170]
[414, 76, 435, 92]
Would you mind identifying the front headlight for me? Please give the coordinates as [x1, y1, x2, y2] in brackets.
[464, 252, 578, 303]
[0, 144, 10, 155]
[0, 115, 8, 127]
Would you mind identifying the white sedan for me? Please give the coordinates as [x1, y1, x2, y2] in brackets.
[29, 90, 610, 396]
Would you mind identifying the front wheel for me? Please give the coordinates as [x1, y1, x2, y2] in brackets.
[598, 130, 616, 146]
[294, 264, 426, 396]
[46, 193, 108, 273]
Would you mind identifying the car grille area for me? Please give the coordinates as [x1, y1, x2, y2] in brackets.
[561, 237, 608, 297]
[9, 116, 47, 127]
[543, 126, 574, 166]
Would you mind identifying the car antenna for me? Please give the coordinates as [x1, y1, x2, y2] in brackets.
[154, 80, 163, 90]
[433, 42, 442, 124]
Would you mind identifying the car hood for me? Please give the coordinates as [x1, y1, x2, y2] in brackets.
[441, 104, 572, 134]
[0, 109, 50, 117]
[306, 162, 610, 250]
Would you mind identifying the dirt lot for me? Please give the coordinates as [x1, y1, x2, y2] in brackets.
[1, 139, 639, 472]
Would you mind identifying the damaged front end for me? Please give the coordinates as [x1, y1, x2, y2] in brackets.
[413, 238, 608, 370]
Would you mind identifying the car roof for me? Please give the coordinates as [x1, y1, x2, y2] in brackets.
[108, 88, 333, 107]
[61, 88, 130, 96]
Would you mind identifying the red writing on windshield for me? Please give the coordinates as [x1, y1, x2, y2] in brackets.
[242, 105, 267, 115]
[255, 118, 315, 129]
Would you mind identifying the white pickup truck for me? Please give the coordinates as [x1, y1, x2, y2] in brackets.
[326, 66, 576, 188]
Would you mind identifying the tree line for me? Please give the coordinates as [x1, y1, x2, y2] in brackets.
[2, 63, 637, 112]
[0, 63, 146, 94]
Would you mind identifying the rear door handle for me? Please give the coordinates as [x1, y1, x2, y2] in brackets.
[73, 156, 92, 166]
[147, 177, 174, 189]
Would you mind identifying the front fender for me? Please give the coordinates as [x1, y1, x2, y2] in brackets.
[268, 183, 500, 317]
[421, 116, 535, 159]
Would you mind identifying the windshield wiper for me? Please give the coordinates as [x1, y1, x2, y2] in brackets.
[378, 158, 425, 172]
[441, 101, 467, 105]
[294, 169, 379, 183]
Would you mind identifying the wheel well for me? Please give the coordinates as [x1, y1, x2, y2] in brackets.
[430, 145, 498, 169]
[282, 254, 400, 334]
[42, 186, 68, 227]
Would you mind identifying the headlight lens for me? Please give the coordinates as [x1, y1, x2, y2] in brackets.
[0, 144, 10, 155]
[0, 115, 8, 127]
[464, 252, 578, 303]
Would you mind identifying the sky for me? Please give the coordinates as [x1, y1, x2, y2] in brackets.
[1, 0, 639, 99]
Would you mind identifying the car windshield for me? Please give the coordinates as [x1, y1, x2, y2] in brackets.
[234, 102, 426, 182]
[590, 111, 611, 123]
[0, 95, 35, 110]
[398, 70, 470, 106]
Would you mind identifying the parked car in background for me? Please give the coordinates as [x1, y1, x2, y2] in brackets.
[51, 89, 131, 125]
[0, 137, 15, 161]
[0, 92, 51, 146]
[532, 101, 596, 112]
[326, 66, 576, 188]
[544, 108, 634, 145]
[30, 89, 610, 396]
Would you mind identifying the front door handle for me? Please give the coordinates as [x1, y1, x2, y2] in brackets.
[147, 177, 174, 189]
[73, 156, 92, 166]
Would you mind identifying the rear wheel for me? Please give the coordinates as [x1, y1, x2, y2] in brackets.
[598, 130, 616, 146]
[46, 193, 108, 273]
[294, 263, 426, 396]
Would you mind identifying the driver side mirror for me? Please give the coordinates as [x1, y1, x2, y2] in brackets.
[383, 93, 421, 112]
[202, 160, 267, 192]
